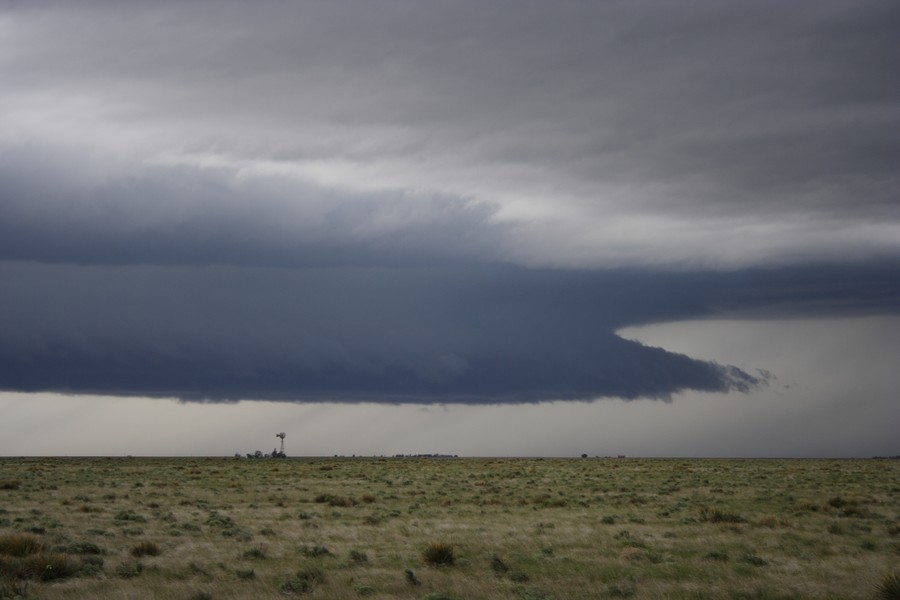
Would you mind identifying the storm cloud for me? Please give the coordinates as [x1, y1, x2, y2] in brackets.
[1, 1, 898, 405]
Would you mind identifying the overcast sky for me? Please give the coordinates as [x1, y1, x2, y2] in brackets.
[1, 1, 898, 456]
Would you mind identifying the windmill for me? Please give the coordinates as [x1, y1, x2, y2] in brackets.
[276, 432, 286, 455]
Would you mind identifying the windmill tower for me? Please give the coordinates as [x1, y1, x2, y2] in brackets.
[276, 432, 286, 455]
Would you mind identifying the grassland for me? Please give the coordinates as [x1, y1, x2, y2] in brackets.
[0, 457, 898, 599]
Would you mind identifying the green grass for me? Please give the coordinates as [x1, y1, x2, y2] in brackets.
[0, 456, 898, 598]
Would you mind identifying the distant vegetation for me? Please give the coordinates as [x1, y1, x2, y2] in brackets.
[0, 457, 898, 598]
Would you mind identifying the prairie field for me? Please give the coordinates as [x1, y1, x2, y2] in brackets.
[0, 456, 898, 599]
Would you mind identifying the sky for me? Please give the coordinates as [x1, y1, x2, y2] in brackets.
[1, 1, 898, 457]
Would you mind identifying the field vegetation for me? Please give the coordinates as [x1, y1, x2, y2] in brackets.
[0, 457, 898, 599]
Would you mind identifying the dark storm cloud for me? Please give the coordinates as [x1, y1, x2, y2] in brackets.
[0, 262, 749, 403]
[1, 1, 899, 404]
[2, 261, 898, 403]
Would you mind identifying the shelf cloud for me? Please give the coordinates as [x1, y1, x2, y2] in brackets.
[1, 1, 898, 405]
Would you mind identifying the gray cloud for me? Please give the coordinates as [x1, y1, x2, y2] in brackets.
[0, 262, 761, 403]
[2, 1, 898, 268]
[1, 1, 898, 406]
[0, 147, 504, 268]
[3, 260, 898, 403]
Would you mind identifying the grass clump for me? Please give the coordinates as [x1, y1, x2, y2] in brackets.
[115, 561, 143, 578]
[314, 493, 357, 507]
[296, 566, 325, 584]
[205, 511, 235, 528]
[0, 578, 28, 597]
[404, 568, 420, 586]
[0, 480, 21, 491]
[349, 549, 368, 563]
[299, 544, 330, 557]
[423, 542, 455, 566]
[23, 553, 80, 581]
[0, 534, 43, 557]
[79, 555, 104, 576]
[62, 541, 105, 555]
[490, 554, 509, 574]
[875, 571, 900, 600]
[114, 510, 147, 523]
[742, 554, 769, 567]
[243, 543, 268, 559]
[130, 541, 161, 557]
[700, 507, 746, 524]
[515, 587, 552, 600]
[280, 567, 325, 594]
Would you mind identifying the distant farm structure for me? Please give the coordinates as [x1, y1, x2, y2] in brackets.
[237, 432, 287, 459]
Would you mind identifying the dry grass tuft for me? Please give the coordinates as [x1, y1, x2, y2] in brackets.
[422, 542, 455, 566]
[875, 571, 900, 600]
[0, 534, 44, 557]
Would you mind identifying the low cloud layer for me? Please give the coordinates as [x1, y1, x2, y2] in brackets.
[3, 261, 898, 403]
[0, 262, 759, 402]
[1, 2, 898, 405]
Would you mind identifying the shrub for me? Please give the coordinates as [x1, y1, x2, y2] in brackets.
[490, 555, 509, 574]
[827, 496, 853, 509]
[355, 584, 376, 596]
[0, 481, 21, 491]
[299, 545, 330, 557]
[235, 568, 255, 580]
[79, 555, 104, 576]
[349, 549, 368, 563]
[130, 541, 161, 557]
[700, 507, 746, 524]
[243, 543, 268, 559]
[404, 568, 420, 586]
[314, 494, 357, 507]
[114, 511, 147, 523]
[422, 542, 455, 566]
[205, 512, 235, 528]
[363, 514, 384, 525]
[281, 567, 325, 593]
[62, 541, 104, 555]
[115, 561, 143, 578]
[295, 567, 325, 584]
[875, 571, 900, 600]
[742, 554, 769, 567]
